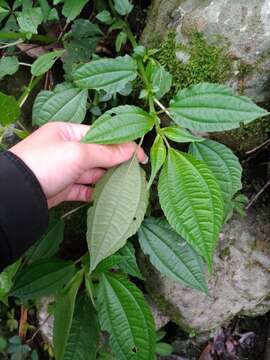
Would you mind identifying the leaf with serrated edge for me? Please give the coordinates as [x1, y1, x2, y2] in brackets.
[152, 65, 172, 99]
[148, 134, 166, 188]
[0, 92, 20, 126]
[93, 255, 129, 275]
[97, 273, 156, 359]
[32, 86, 88, 126]
[11, 259, 75, 299]
[16, 7, 43, 34]
[189, 139, 242, 201]
[53, 270, 84, 360]
[118, 241, 143, 279]
[169, 83, 268, 132]
[26, 212, 64, 264]
[87, 158, 148, 272]
[158, 149, 224, 269]
[62, 0, 88, 22]
[72, 55, 137, 93]
[139, 218, 207, 293]
[63, 291, 99, 360]
[161, 126, 204, 143]
[82, 105, 155, 144]
[0, 56, 19, 79]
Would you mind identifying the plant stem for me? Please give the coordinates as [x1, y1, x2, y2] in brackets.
[154, 98, 171, 117]
[57, 22, 69, 41]
[0, 32, 55, 44]
[62, 203, 89, 219]
[124, 25, 137, 49]
[17, 121, 29, 133]
[161, 134, 171, 149]
[0, 39, 23, 49]
[18, 75, 42, 108]
[19, 62, 31, 67]
[124, 17, 172, 150]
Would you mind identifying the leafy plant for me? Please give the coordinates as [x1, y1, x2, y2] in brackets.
[0, 0, 268, 359]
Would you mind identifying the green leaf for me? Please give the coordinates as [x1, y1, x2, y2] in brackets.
[0, 260, 21, 304]
[26, 212, 64, 264]
[31, 50, 65, 76]
[63, 291, 100, 360]
[87, 158, 148, 272]
[62, 0, 88, 22]
[189, 139, 242, 202]
[0, 1, 10, 23]
[158, 149, 224, 269]
[66, 18, 102, 37]
[63, 20, 102, 74]
[169, 83, 268, 132]
[0, 92, 20, 126]
[82, 105, 155, 144]
[37, 0, 51, 20]
[11, 259, 76, 299]
[16, 7, 43, 34]
[138, 218, 207, 293]
[96, 10, 113, 24]
[118, 241, 143, 279]
[0, 56, 19, 80]
[108, 19, 125, 32]
[116, 30, 127, 52]
[72, 55, 138, 93]
[84, 273, 95, 307]
[93, 255, 128, 275]
[156, 343, 173, 356]
[148, 134, 166, 188]
[32, 85, 88, 126]
[161, 126, 204, 143]
[53, 270, 84, 360]
[113, 0, 133, 16]
[97, 273, 156, 359]
[151, 65, 172, 100]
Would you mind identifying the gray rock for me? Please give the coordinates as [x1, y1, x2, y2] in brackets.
[142, 0, 270, 103]
[38, 297, 170, 345]
[141, 211, 270, 337]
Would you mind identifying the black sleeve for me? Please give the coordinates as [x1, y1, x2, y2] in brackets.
[0, 150, 49, 272]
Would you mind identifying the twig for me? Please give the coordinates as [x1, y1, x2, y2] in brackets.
[26, 314, 51, 344]
[246, 138, 270, 155]
[19, 62, 32, 67]
[19, 306, 28, 339]
[246, 178, 270, 210]
[57, 22, 69, 41]
[0, 39, 23, 49]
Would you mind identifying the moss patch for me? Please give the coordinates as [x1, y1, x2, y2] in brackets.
[156, 31, 232, 96]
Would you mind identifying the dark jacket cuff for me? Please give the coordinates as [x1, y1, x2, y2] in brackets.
[0, 150, 49, 271]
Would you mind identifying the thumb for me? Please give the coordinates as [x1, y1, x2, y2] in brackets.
[80, 142, 148, 169]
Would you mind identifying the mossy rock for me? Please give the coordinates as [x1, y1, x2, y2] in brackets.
[138, 211, 270, 337]
[155, 31, 232, 97]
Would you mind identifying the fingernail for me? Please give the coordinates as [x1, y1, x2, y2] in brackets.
[141, 155, 149, 164]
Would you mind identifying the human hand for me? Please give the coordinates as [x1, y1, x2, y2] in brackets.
[9, 122, 148, 208]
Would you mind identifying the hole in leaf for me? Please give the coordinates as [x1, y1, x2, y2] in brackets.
[132, 347, 138, 353]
